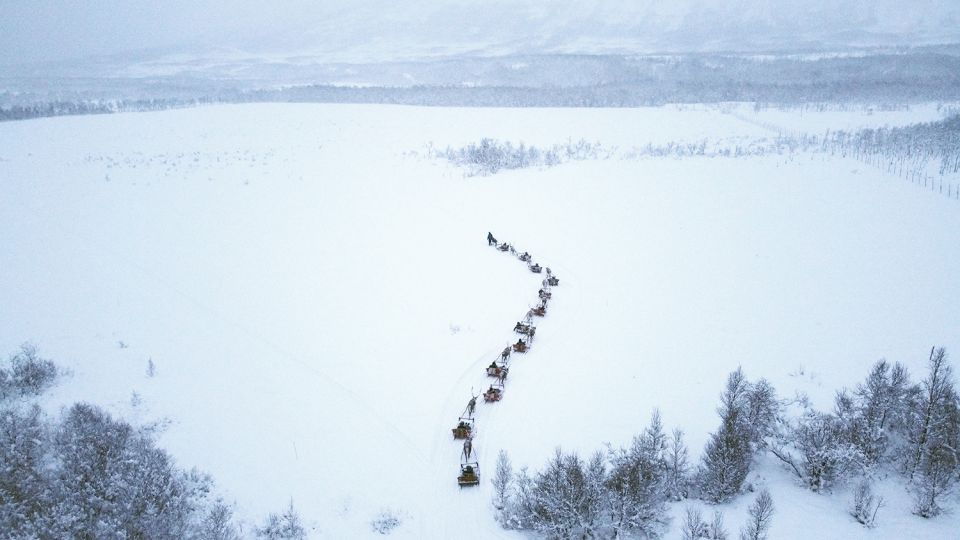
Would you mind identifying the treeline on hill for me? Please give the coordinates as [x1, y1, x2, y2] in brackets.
[0, 345, 307, 540]
[826, 114, 960, 190]
[3, 51, 960, 122]
[0, 97, 223, 122]
[493, 347, 959, 539]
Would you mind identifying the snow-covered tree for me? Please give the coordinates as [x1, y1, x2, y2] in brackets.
[772, 408, 863, 492]
[853, 359, 911, 464]
[739, 488, 773, 540]
[530, 448, 590, 538]
[849, 479, 883, 528]
[665, 428, 691, 500]
[681, 507, 707, 540]
[699, 409, 751, 503]
[605, 412, 670, 538]
[905, 348, 959, 517]
[505, 466, 537, 530]
[0, 404, 49, 536]
[700, 370, 754, 503]
[0, 343, 57, 399]
[681, 507, 727, 540]
[707, 510, 729, 540]
[744, 378, 779, 448]
[255, 500, 307, 540]
[905, 348, 955, 477]
[492, 450, 513, 521]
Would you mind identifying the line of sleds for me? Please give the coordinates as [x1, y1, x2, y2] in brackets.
[454, 394, 480, 487]
[454, 233, 561, 487]
[487, 232, 560, 283]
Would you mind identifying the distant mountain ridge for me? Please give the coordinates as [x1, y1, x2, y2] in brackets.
[1, 0, 959, 67]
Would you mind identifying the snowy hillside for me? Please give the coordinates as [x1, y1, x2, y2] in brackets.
[1, 103, 959, 538]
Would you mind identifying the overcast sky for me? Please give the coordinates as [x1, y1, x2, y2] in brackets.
[2, 1, 959, 65]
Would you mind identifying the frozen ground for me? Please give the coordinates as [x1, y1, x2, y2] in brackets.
[1, 103, 958, 538]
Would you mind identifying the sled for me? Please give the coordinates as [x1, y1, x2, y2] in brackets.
[518, 252, 532, 262]
[498, 243, 511, 252]
[486, 363, 508, 378]
[514, 322, 534, 334]
[452, 417, 474, 439]
[547, 276, 559, 286]
[512, 339, 528, 353]
[458, 463, 480, 487]
[484, 383, 504, 402]
[528, 263, 542, 273]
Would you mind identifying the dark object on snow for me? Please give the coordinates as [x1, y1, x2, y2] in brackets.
[465, 395, 477, 417]
[547, 276, 559, 286]
[484, 382, 504, 402]
[487, 232, 497, 246]
[459, 463, 480, 487]
[519, 252, 531, 262]
[529, 262, 542, 273]
[514, 321, 534, 334]
[498, 242, 511, 252]
[539, 288, 552, 300]
[487, 363, 508, 378]
[512, 339, 528, 353]
[452, 417, 474, 439]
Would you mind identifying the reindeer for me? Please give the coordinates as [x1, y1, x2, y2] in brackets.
[466, 394, 477, 417]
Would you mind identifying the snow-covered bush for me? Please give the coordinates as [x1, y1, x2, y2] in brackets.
[255, 501, 307, 539]
[849, 479, 883, 527]
[436, 138, 605, 176]
[0, 347, 246, 539]
[682, 507, 728, 540]
[192, 499, 241, 540]
[500, 411, 672, 538]
[0, 343, 57, 400]
[370, 508, 402, 534]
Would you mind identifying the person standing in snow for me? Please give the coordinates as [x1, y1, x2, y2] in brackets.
[487, 232, 497, 246]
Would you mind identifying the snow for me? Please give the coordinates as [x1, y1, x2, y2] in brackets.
[1, 103, 958, 538]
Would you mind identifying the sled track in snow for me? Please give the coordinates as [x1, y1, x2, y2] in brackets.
[447, 234, 560, 494]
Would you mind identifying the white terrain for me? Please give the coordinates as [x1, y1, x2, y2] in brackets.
[1, 103, 959, 538]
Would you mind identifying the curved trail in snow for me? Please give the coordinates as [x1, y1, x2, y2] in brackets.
[422, 236, 560, 539]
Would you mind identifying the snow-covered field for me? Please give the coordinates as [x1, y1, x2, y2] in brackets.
[1, 103, 958, 538]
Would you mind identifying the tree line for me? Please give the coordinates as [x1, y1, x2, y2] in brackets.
[0, 344, 308, 540]
[492, 347, 959, 539]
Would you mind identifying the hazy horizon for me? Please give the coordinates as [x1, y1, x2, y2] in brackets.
[3, 0, 960, 67]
